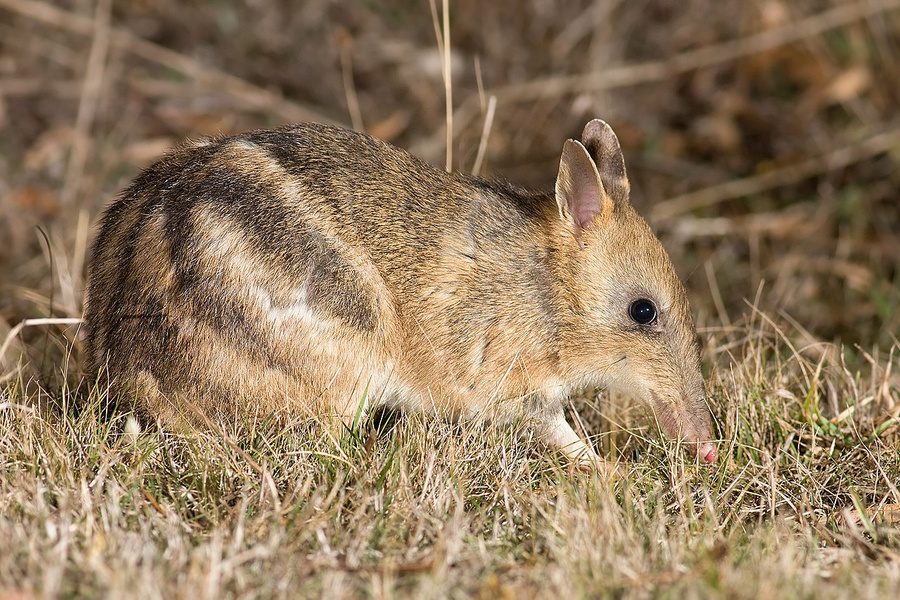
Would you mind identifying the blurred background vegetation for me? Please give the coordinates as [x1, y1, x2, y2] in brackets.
[1, 0, 899, 380]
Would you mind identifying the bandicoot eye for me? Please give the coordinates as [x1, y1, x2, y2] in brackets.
[628, 298, 658, 325]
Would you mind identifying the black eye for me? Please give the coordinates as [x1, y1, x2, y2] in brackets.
[628, 298, 658, 326]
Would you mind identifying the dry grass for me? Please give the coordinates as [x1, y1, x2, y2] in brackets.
[1, 0, 900, 597]
[0, 314, 898, 598]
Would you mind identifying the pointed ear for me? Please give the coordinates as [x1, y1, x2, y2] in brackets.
[580, 119, 630, 206]
[556, 139, 614, 240]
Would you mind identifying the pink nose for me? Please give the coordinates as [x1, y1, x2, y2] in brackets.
[697, 442, 718, 463]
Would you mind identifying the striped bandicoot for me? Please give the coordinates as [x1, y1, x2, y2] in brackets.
[84, 119, 718, 470]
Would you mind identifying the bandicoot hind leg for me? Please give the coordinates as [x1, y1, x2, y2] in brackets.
[323, 372, 393, 436]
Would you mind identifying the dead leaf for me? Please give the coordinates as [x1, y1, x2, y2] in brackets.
[822, 66, 871, 104]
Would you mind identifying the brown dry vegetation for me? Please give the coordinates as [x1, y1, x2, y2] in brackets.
[1, 0, 899, 598]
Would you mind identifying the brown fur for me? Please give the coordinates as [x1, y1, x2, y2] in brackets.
[83, 120, 717, 470]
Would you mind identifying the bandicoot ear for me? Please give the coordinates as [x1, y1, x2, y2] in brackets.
[555, 139, 613, 241]
[580, 119, 630, 205]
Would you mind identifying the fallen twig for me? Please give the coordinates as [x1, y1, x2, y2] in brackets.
[651, 123, 900, 221]
[0, 0, 338, 125]
[420, 0, 900, 158]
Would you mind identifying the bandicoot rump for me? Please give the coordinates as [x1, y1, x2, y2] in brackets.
[83, 119, 718, 471]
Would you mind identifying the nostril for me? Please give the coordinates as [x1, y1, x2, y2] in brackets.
[698, 442, 718, 464]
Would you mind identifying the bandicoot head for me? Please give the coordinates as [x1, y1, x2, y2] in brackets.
[556, 120, 717, 463]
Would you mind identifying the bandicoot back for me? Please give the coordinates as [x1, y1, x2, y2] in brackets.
[84, 119, 717, 470]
